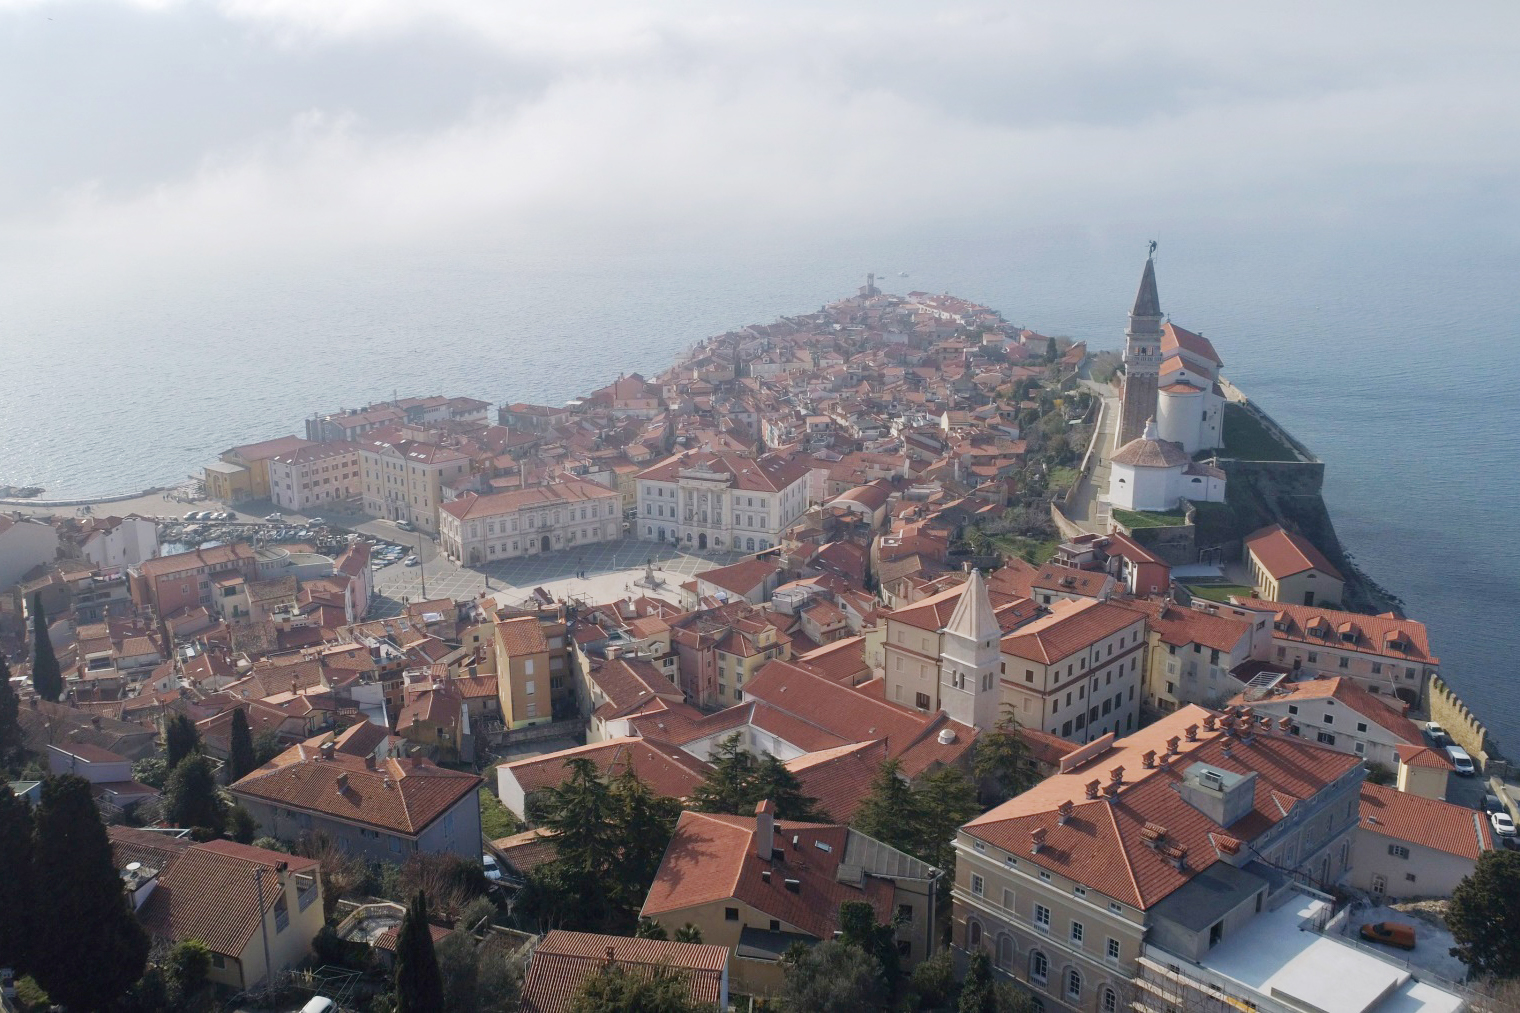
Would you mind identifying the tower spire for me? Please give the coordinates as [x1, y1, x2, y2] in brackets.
[1132, 252, 1162, 319]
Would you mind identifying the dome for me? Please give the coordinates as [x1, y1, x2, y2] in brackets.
[1111, 418, 1192, 469]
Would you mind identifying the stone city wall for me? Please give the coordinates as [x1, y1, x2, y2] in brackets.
[1428, 674, 1508, 777]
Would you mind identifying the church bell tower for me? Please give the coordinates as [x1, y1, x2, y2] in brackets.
[1117, 250, 1165, 448]
[939, 568, 1003, 732]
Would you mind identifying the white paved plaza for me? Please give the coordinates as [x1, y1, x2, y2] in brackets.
[368, 538, 746, 616]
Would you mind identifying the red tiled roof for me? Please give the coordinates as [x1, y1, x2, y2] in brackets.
[500, 737, 710, 800]
[521, 930, 728, 1013]
[963, 705, 1359, 909]
[1360, 783, 1491, 860]
[641, 811, 893, 940]
[638, 448, 810, 494]
[492, 828, 557, 874]
[1395, 743, 1452, 771]
[1264, 602, 1436, 665]
[1161, 322, 1222, 367]
[696, 558, 782, 597]
[1245, 525, 1344, 582]
[496, 616, 549, 657]
[440, 478, 617, 521]
[1237, 677, 1423, 744]
[138, 840, 320, 958]
[1000, 598, 1144, 665]
[1126, 598, 1253, 653]
[231, 745, 479, 836]
[785, 740, 888, 822]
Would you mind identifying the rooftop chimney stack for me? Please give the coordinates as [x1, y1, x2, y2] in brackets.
[321, 742, 335, 760]
[1031, 827, 1047, 854]
[1142, 750, 1156, 769]
[1057, 800, 1074, 824]
[1185, 724, 1198, 742]
[1166, 736, 1181, 756]
[1109, 766, 1125, 785]
[1203, 714, 1217, 731]
[756, 799, 776, 861]
[1277, 716, 1293, 731]
[1085, 779, 1101, 800]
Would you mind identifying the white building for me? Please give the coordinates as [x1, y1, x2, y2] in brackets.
[1155, 322, 1226, 455]
[439, 478, 621, 565]
[0, 515, 60, 590]
[1108, 418, 1226, 513]
[358, 433, 472, 535]
[636, 449, 810, 553]
[78, 516, 159, 570]
[268, 441, 363, 513]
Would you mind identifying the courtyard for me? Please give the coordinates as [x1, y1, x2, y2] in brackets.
[367, 537, 747, 617]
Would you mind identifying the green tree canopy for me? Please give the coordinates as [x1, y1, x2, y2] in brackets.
[689, 734, 827, 822]
[838, 899, 900, 995]
[1447, 849, 1520, 977]
[226, 707, 257, 783]
[0, 655, 21, 763]
[568, 962, 709, 1013]
[29, 595, 62, 702]
[395, 890, 445, 1013]
[164, 712, 202, 770]
[973, 709, 1039, 806]
[0, 783, 35, 974]
[777, 939, 882, 1013]
[164, 753, 226, 835]
[30, 775, 150, 1010]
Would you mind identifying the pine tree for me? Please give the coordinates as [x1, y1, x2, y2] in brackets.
[914, 766, 980, 870]
[536, 758, 622, 930]
[611, 767, 681, 914]
[227, 707, 256, 783]
[30, 775, 150, 1010]
[973, 708, 1038, 805]
[754, 753, 828, 822]
[164, 754, 226, 835]
[29, 595, 62, 702]
[850, 759, 922, 856]
[689, 733, 757, 815]
[0, 656, 21, 763]
[1447, 849, 1520, 977]
[394, 890, 445, 1013]
[164, 712, 201, 769]
[839, 899, 900, 994]
[0, 783, 35, 974]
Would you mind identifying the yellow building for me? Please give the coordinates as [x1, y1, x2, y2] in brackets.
[204, 435, 314, 503]
[1244, 524, 1345, 608]
[494, 613, 571, 728]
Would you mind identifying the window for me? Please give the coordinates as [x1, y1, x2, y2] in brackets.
[1357, 722, 1368, 732]
[997, 933, 1014, 968]
[1003, 887, 1015, 909]
[969, 920, 982, 947]
[898, 904, 914, 923]
[1406, 873, 1418, 882]
[916, 692, 931, 710]
[971, 874, 985, 896]
[1070, 921, 1084, 945]
[1209, 921, 1224, 947]
[1107, 937, 1121, 962]
[725, 907, 739, 921]
[1038, 870, 1051, 882]
[1109, 902, 1123, 914]
[1102, 986, 1119, 1013]
[1029, 950, 1048, 984]
[211, 952, 226, 968]
[525, 680, 536, 696]
[274, 894, 290, 933]
[1388, 844, 1410, 859]
[1323, 713, 1334, 725]
[769, 919, 780, 931]
[1073, 885, 1086, 897]
[1034, 904, 1051, 930]
[1066, 968, 1082, 1002]
[1317, 732, 1336, 746]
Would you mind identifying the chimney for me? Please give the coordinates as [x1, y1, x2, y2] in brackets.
[1056, 800, 1074, 824]
[756, 799, 776, 860]
[335, 772, 349, 793]
[1239, 706, 1254, 724]
[1184, 723, 1198, 742]
[364, 754, 376, 770]
[605, 945, 616, 965]
[321, 742, 335, 760]
[1085, 779, 1101, 800]
[91, 715, 102, 728]
[1203, 714, 1217, 731]
[1141, 750, 1156, 769]
[1109, 766, 1125, 786]
[1158, 752, 1172, 771]
[291, 678, 298, 696]
[1166, 736, 1180, 756]
[1277, 716, 1292, 731]
[1102, 782, 1121, 802]
[1030, 827, 1047, 854]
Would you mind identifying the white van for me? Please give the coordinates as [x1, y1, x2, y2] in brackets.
[1445, 744, 1475, 776]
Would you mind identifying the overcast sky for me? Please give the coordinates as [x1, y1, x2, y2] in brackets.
[0, 1, 1516, 292]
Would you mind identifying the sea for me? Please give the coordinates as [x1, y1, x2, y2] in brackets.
[2, 225, 1517, 745]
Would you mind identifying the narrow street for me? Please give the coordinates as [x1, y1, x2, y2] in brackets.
[1066, 380, 1119, 534]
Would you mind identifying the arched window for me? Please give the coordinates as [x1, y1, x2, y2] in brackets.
[968, 920, 982, 948]
[1029, 950, 1048, 984]
[1101, 986, 1119, 1013]
[997, 933, 1014, 969]
[1065, 968, 1082, 1002]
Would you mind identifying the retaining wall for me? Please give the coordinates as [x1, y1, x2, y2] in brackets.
[1428, 674, 1508, 776]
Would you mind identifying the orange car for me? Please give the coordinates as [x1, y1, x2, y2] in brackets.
[1360, 921, 1417, 950]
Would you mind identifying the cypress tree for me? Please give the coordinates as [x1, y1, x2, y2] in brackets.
[30, 775, 150, 1010]
[227, 707, 256, 783]
[0, 783, 35, 974]
[0, 656, 21, 763]
[164, 712, 201, 770]
[29, 595, 62, 702]
[394, 890, 444, 1013]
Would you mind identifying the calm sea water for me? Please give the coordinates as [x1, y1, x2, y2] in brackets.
[2, 226, 1517, 744]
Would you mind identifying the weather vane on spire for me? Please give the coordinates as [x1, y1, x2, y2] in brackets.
[1148, 239, 1158, 257]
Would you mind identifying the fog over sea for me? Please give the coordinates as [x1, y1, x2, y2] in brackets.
[2, 225, 1517, 744]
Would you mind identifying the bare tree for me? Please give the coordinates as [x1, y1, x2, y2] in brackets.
[294, 830, 366, 919]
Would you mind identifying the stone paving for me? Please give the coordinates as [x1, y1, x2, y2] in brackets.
[368, 538, 746, 617]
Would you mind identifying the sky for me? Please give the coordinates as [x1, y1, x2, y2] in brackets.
[1, 0, 1517, 298]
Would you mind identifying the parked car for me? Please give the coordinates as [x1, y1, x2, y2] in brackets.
[1491, 812, 1516, 838]
[183, 510, 199, 520]
[395, 519, 415, 532]
[308, 517, 326, 527]
[264, 512, 283, 522]
[1445, 744, 1475, 776]
[1426, 721, 1448, 745]
[1360, 922, 1417, 950]
[405, 556, 421, 567]
[1484, 794, 1504, 813]
[300, 998, 337, 1013]
[483, 854, 503, 882]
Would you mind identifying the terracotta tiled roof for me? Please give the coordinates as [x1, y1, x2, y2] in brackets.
[521, 930, 728, 1013]
[1238, 677, 1423, 744]
[500, 737, 710, 800]
[590, 658, 681, 720]
[785, 740, 888, 822]
[1245, 525, 1344, 582]
[795, 636, 870, 685]
[1030, 565, 1114, 599]
[696, 558, 782, 597]
[1111, 435, 1191, 469]
[108, 824, 192, 873]
[641, 811, 893, 940]
[374, 922, 452, 953]
[1360, 783, 1491, 860]
[1264, 602, 1436, 665]
[1161, 321, 1223, 367]
[138, 840, 320, 958]
[1126, 598, 1253, 653]
[637, 448, 810, 493]
[1000, 598, 1144, 665]
[135, 543, 257, 580]
[440, 478, 617, 521]
[1395, 743, 1452, 771]
[496, 616, 549, 657]
[231, 745, 480, 836]
[963, 705, 1360, 910]
[492, 828, 557, 875]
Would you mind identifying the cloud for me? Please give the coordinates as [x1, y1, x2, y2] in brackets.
[0, 0, 1516, 295]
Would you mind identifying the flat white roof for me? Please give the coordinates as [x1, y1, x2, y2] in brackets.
[1196, 893, 1463, 1013]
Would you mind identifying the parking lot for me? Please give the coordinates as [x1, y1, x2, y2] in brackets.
[368, 537, 746, 616]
